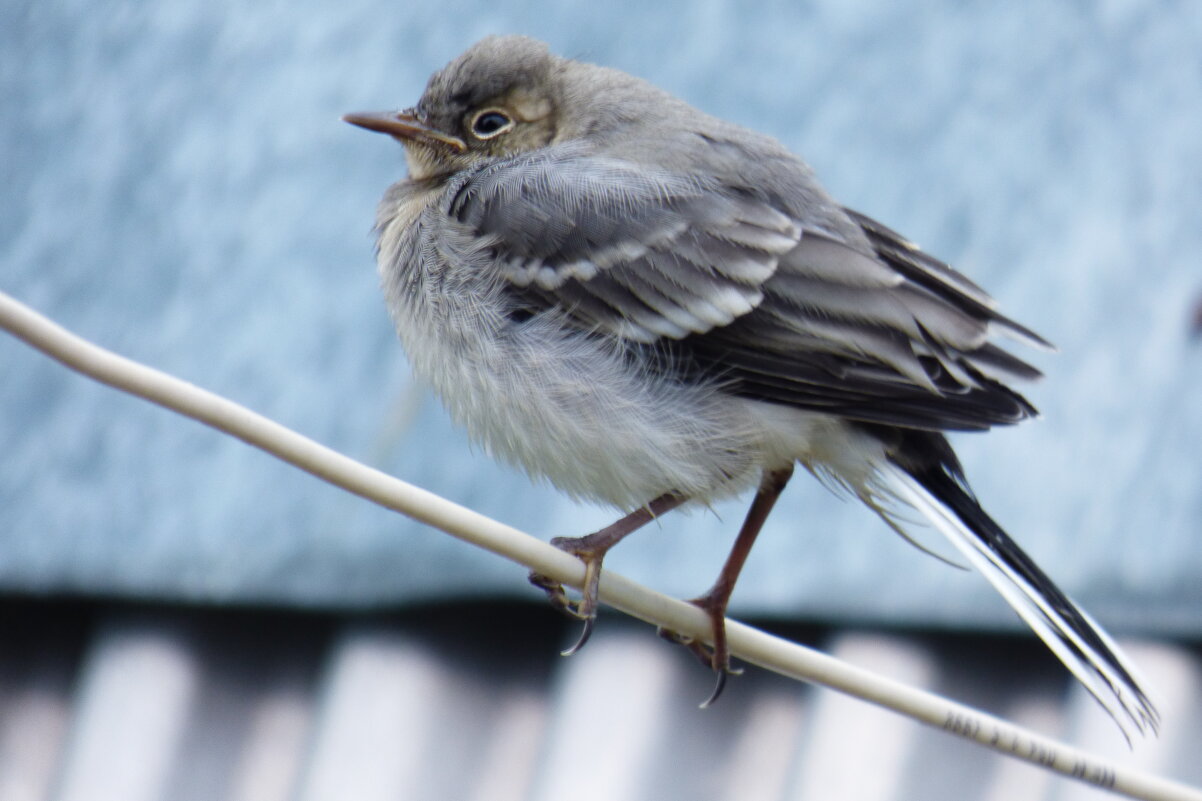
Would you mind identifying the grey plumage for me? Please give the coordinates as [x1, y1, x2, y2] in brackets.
[346, 35, 1157, 736]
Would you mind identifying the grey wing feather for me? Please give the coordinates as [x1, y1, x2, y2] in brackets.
[448, 146, 799, 342]
[447, 146, 1046, 432]
[844, 208, 1054, 352]
[683, 224, 1046, 429]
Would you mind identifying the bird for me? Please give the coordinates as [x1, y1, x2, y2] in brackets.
[344, 34, 1157, 737]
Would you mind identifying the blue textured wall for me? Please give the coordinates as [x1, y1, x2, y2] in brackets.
[2, 1, 1200, 633]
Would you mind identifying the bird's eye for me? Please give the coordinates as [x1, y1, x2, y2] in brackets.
[470, 109, 514, 139]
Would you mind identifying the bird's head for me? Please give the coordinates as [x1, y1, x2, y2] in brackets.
[344, 36, 565, 180]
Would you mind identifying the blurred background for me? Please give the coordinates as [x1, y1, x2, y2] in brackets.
[2, 1, 1200, 800]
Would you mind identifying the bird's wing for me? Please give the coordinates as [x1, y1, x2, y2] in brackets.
[447, 147, 1047, 431]
[447, 146, 801, 343]
[681, 213, 1050, 430]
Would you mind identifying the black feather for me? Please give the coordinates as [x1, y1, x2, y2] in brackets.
[871, 425, 1157, 730]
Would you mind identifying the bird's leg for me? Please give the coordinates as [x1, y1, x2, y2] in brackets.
[661, 465, 794, 705]
[530, 492, 686, 656]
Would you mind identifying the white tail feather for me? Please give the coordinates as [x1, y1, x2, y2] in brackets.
[879, 462, 1159, 740]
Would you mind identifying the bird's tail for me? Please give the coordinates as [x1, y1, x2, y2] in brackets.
[877, 455, 1160, 740]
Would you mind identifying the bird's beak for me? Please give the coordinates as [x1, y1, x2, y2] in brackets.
[342, 109, 467, 153]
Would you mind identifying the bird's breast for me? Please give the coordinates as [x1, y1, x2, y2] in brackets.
[374, 193, 779, 508]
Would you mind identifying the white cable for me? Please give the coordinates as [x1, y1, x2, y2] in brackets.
[2, 289, 1198, 801]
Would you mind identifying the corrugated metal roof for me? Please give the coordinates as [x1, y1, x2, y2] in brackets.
[1, 601, 1198, 801]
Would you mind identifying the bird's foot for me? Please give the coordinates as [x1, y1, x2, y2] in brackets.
[657, 592, 742, 707]
[528, 534, 610, 656]
[528, 495, 687, 657]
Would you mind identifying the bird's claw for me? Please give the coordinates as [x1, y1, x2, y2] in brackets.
[529, 535, 610, 656]
[702, 670, 728, 709]
[560, 616, 594, 656]
[528, 571, 577, 615]
[528, 571, 597, 656]
[656, 624, 742, 706]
